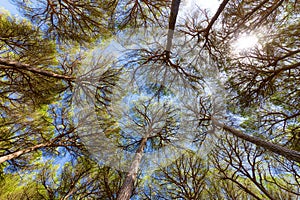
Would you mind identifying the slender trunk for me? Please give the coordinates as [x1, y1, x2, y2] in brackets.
[0, 58, 75, 80]
[204, 0, 230, 36]
[166, 0, 181, 55]
[0, 142, 52, 164]
[212, 119, 300, 163]
[117, 137, 148, 200]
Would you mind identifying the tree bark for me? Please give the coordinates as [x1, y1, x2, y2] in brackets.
[0, 142, 52, 164]
[204, 0, 230, 36]
[212, 119, 300, 163]
[117, 137, 148, 200]
[0, 57, 75, 80]
[166, 0, 181, 54]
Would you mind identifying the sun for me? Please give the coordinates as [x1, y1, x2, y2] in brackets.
[233, 33, 259, 53]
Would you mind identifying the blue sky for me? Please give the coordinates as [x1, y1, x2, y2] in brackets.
[0, 1, 19, 15]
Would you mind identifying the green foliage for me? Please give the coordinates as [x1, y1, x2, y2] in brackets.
[0, 13, 66, 109]
[0, 105, 55, 170]
[34, 157, 123, 199]
[12, 0, 114, 43]
[0, 13, 57, 64]
[0, 173, 47, 199]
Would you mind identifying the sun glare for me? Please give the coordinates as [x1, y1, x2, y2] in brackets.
[233, 34, 259, 53]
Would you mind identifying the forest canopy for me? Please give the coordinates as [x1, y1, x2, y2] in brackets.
[0, 0, 299, 199]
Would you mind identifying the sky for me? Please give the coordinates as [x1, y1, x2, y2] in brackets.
[0, 1, 18, 15]
[183, 0, 220, 12]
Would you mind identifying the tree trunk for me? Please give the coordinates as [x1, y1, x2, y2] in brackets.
[212, 119, 300, 163]
[0, 142, 52, 164]
[204, 0, 230, 36]
[117, 137, 148, 200]
[166, 0, 181, 54]
[0, 58, 75, 80]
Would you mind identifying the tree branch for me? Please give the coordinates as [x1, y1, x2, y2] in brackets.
[212, 118, 300, 163]
[0, 58, 75, 81]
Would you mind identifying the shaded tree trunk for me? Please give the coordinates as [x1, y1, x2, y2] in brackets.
[213, 119, 300, 163]
[117, 137, 148, 200]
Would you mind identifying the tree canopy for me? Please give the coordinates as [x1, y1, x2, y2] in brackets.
[0, 0, 299, 199]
